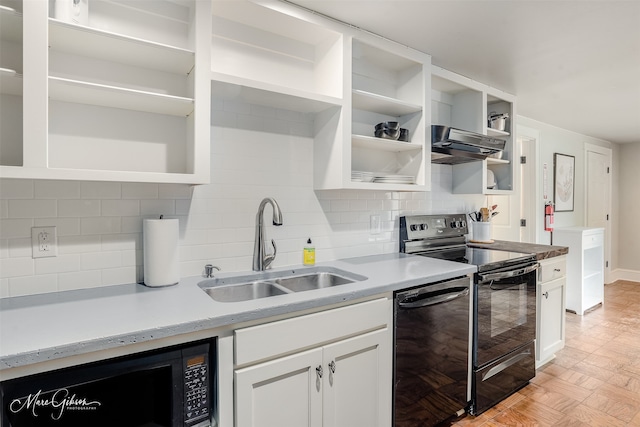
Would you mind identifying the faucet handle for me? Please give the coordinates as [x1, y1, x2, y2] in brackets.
[263, 239, 277, 269]
[204, 264, 221, 278]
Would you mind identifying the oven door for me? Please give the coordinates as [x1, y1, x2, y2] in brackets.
[473, 262, 538, 368]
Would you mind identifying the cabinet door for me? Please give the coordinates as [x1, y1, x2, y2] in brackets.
[235, 348, 323, 427]
[322, 328, 392, 427]
[537, 277, 566, 365]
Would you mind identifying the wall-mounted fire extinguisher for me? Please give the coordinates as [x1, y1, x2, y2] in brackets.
[544, 202, 554, 232]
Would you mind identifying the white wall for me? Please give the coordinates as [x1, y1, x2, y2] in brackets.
[0, 99, 484, 298]
[617, 142, 640, 274]
[517, 117, 614, 245]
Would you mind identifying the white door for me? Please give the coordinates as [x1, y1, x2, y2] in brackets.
[585, 145, 612, 282]
[322, 329, 392, 427]
[235, 348, 323, 427]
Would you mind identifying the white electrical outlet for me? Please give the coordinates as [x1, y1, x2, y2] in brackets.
[32, 226, 58, 258]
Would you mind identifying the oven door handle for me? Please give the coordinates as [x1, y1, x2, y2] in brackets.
[398, 287, 469, 309]
[478, 263, 539, 282]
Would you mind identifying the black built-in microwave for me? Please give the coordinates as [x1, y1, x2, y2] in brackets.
[1, 340, 215, 427]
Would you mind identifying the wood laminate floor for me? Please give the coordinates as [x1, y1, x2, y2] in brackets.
[454, 280, 640, 427]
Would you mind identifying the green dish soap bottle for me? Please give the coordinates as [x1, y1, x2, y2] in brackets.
[303, 238, 315, 266]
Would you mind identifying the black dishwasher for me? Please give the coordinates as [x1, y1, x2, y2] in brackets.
[394, 276, 471, 427]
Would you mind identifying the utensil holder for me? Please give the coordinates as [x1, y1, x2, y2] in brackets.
[473, 222, 492, 243]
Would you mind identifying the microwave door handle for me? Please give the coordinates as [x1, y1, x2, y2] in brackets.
[478, 263, 539, 283]
[398, 287, 469, 309]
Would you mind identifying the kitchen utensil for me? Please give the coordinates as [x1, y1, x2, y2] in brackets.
[375, 127, 400, 140]
[375, 121, 399, 131]
[486, 169, 497, 189]
[398, 128, 409, 142]
[488, 112, 509, 131]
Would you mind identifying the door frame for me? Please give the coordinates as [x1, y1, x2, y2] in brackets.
[584, 143, 612, 284]
[517, 125, 541, 243]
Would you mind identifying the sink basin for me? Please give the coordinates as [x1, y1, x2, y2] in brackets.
[273, 272, 355, 292]
[202, 281, 287, 303]
[199, 267, 367, 303]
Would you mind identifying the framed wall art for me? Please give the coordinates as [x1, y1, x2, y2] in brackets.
[554, 153, 575, 212]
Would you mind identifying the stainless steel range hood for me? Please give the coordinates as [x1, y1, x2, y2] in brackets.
[431, 125, 506, 165]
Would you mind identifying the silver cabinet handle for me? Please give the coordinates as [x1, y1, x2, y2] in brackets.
[543, 291, 549, 299]
[316, 365, 323, 379]
[554, 268, 561, 272]
[329, 361, 336, 374]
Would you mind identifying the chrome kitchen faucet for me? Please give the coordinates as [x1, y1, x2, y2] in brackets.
[253, 197, 283, 271]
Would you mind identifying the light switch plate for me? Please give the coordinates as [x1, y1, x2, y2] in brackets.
[32, 226, 58, 258]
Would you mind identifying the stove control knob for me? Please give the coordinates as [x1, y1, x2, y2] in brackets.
[410, 224, 418, 231]
[461, 220, 467, 228]
[419, 223, 428, 231]
[456, 220, 463, 228]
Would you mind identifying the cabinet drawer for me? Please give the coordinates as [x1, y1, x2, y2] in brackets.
[583, 231, 604, 249]
[235, 298, 391, 367]
[538, 256, 566, 283]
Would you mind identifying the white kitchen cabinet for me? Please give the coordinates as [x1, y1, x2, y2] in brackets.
[553, 227, 605, 315]
[0, 0, 23, 168]
[209, 0, 430, 192]
[0, 0, 211, 184]
[431, 66, 516, 195]
[536, 256, 566, 367]
[234, 298, 392, 427]
[343, 39, 429, 191]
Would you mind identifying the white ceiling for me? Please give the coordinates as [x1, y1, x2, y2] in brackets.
[288, 0, 640, 144]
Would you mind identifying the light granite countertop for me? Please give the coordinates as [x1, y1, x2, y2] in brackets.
[0, 253, 476, 374]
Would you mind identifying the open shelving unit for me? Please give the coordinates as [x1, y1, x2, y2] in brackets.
[431, 66, 515, 194]
[0, 1, 24, 168]
[0, 0, 211, 184]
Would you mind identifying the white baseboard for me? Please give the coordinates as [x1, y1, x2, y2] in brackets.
[611, 269, 640, 283]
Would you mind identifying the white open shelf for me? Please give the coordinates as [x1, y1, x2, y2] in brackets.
[0, 5, 22, 42]
[352, 135, 422, 152]
[352, 90, 422, 116]
[0, 69, 22, 95]
[49, 18, 195, 75]
[211, 71, 342, 114]
[211, 1, 343, 102]
[487, 157, 510, 165]
[48, 76, 194, 116]
[487, 128, 510, 138]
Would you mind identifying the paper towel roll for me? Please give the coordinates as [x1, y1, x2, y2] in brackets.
[143, 218, 179, 287]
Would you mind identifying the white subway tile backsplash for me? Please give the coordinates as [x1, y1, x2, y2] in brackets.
[34, 181, 81, 199]
[34, 218, 81, 236]
[58, 270, 102, 291]
[102, 267, 137, 286]
[0, 179, 34, 199]
[0, 257, 34, 278]
[0, 200, 8, 218]
[102, 234, 139, 251]
[0, 239, 8, 259]
[140, 200, 176, 216]
[102, 200, 140, 217]
[9, 200, 57, 218]
[35, 254, 80, 275]
[8, 238, 31, 258]
[81, 182, 122, 199]
[58, 235, 101, 254]
[122, 183, 158, 199]
[9, 275, 58, 296]
[82, 251, 122, 270]
[0, 219, 32, 239]
[58, 200, 101, 217]
[159, 184, 192, 200]
[0, 98, 477, 298]
[81, 217, 121, 235]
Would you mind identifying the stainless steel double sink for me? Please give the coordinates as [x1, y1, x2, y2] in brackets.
[199, 267, 367, 303]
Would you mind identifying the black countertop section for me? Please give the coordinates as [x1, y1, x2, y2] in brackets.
[466, 240, 568, 260]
